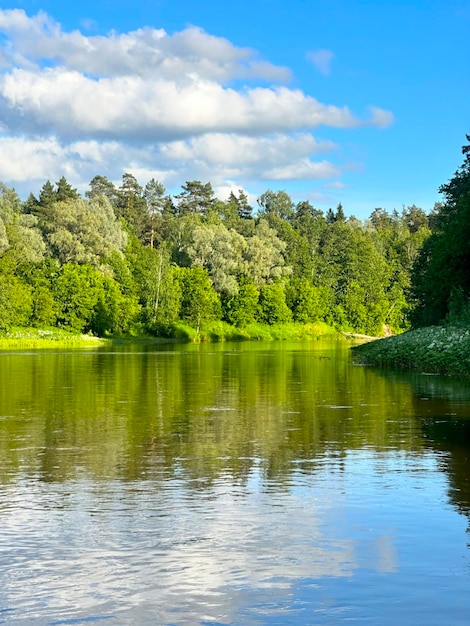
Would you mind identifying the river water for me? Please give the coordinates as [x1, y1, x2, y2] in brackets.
[1, 340, 470, 625]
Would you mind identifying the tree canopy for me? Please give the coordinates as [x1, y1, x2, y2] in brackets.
[0, 166, 445, 337]
[411, 135, 470, 326]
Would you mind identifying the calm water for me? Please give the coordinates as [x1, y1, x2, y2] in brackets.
[1, 340, 470, 625]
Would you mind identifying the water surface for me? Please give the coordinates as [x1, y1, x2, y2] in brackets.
[1, 341, 470, 624]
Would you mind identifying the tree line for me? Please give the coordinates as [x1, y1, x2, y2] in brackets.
[410, 135, 470, 328]
[0, 169, 441, 337]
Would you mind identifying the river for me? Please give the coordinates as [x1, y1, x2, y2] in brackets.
[1, 340, 470, 624]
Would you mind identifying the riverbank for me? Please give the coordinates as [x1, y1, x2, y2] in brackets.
[0, 321, 344, 349]
[351, 325, 470, 376]
[169, 320, 342, 342]
[0, 328, 110, 349]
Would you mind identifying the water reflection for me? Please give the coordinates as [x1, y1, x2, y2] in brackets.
[0, 342, 434, 484]
[364, 366, 470, 526]
[1, 342, 470, 624]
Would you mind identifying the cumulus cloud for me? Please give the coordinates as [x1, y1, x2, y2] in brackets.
[0, 69, 375, 140]
[0, 133, 339, 190]
[307, 49, 334, 76]
[0, 9, 290, 83]
[0, 9, 394, 197]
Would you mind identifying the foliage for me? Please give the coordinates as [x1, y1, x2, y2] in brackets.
[285, 277, 331, 323]
[37, 196, 127, 267]
[177, 266, 222, 331]
[0, 327, 109, 349]
[411, 136, 470, 326]
[52, 264, 103, 332]
[257, 189, 294, 220]
[352, 326, 470, 376]
[138, 245, 182, 333]
[244, 219, 291, 286]
[184, 222, 247, 294]
[0, 166, 439, 340]
[0, 273, 33, 331]
[258, 281, 292, 324]
[223, 280, 260, 327]
[175, 180, 216, 216]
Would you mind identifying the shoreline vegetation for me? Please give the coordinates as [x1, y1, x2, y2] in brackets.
[2, 324, 469, 381]
[0, 321, 344, 349]
[351, 326, 470, 377]
[0, 137, 468, 364]
[0, 176, 431, 347]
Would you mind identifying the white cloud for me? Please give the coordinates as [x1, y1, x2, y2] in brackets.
[0, 69, 383, 140]
[368, 105, 394, 128]
[0, 10, 290, 83]
[162, 133, 336, 168]
[0, 9, 393, 197]
[264, 159, 340, 181]
[0, 132, 341, 197]
[307, 49, 334, 76]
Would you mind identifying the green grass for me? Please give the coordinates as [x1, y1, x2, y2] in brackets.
[0, 320, 344, 350]
[351, 325, 470, 376]
[0, 327, 110, 349]
[169, 320, 341, 342]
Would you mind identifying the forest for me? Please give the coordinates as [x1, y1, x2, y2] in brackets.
[0, 136, 468, 340]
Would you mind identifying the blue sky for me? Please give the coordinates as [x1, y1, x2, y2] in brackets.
[0, 0, 468, 219]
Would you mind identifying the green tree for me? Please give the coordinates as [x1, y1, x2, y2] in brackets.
[262, 212, 313, 280]
[402, 204, 428, 234]
[335, 202, 346, 222]
[86, 175, 119, 206]
[325, 208, 336, 224]
[38, 180, 56, 209]
[244, 219, 291, 286]
[52, 264, 102, 332]
[257, 189, 294, 220]
[223, 280, 259, 327]
[91, 275, 140, 336]
[285, 277, 330, 323]
[43, 197, 127, 267]
[257, 281, 292, 324]
[177, 266, 221, 331]
[175, 181, 216, 216]
[0, 184, 46, 264]
[369, 208, 393, 231]
[291, 201, 327, 262]
[316, 221, 391, 334]
[411, 136, 470, 326]
[55, 176, 80, 202]
[184, 222, 247, 295]
[0, 269, 33, 330]
[31, 177, 81, 235]
[140, 245, 182, 332]
[0, 217, 8, 256]
[236, 189, 253, 220]
[143, 179, 167, 248]
[117, 173, 148, 240]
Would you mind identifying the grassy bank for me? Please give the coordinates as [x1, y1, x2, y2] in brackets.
[351, 326, 470, 376]
[166, 320, 341, 342]
[0, 328, 110, 349]
[0, 321, 342, 349]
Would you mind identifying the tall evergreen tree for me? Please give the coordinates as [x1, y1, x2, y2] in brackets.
[55, 176, 80, 202]
[411, 136, 470, 326]
[86, 175, 119, 206]
[175, 181, 216, 216]
[116, 173, 148, 241]
[143, 179, 166, 248]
